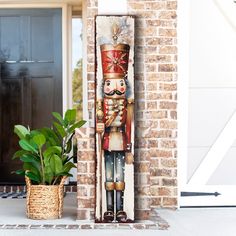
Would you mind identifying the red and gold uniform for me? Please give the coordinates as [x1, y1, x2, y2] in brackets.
[96, 43, 134, 222]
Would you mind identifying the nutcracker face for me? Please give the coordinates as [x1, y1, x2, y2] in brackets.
[103, 78, 127, 99]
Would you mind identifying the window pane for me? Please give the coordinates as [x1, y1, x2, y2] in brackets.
[72, 18, 83, 120]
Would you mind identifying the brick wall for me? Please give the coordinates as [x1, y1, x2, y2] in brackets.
[76, 0, 178, 221]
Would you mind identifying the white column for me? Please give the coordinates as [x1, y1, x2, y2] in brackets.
[98, 0, 127, 15]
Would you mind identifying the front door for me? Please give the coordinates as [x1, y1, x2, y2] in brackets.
[180, 0, 236, 206]
[0, 9, 62, 183]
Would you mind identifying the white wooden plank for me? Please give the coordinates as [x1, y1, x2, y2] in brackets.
[188, 111, 236, 185]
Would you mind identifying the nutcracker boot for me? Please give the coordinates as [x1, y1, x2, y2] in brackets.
[115, 152, 127, 222]
[104, 151, 115, 222]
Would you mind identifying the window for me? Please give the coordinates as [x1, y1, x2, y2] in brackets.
[72, 17, 83, 121]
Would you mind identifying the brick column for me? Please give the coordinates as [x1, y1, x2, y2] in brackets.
[76, 0, 98, 221]
[127, 0, 178, 212]
[76, 128, 95, 220]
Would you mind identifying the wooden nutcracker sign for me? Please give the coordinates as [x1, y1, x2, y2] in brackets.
[95, 16, 135, 223]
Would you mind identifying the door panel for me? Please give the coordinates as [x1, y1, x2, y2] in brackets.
[31, 16, 53, 62]
[0, 9, 62, 183]
[31, 77, 54, 128]
[181, 0, 236, 206]
[0, 17, 20, 62]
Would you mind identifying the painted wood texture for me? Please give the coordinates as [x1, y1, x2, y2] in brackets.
[95, 16, 134, 223]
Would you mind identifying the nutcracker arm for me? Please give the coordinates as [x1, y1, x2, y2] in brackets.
[96, 100, 104, 133]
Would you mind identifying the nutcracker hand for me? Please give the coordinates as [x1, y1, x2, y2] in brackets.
[125, 152, 134, 165]
[96, 122, 105, 133]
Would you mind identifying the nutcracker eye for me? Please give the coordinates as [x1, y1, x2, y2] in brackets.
[106, 80, 111, 86]
[120, 80, 124, 86]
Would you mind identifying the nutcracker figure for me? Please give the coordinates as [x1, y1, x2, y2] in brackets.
[96, 42, 134, 222]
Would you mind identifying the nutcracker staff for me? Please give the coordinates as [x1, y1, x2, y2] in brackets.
[96, 39, 134, 222]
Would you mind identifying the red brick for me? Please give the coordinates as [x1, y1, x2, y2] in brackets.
[163, 197, 178, 207]
[159, 64, 177, 72]
[135, 162, 150, 173]
[135, 210, 150, 220]
[77, 174, 95, 185]
[77, 162, 87, 173]
[167, 1, 177, 10]
[161, 159, 177, 168]
[147, 139, 159, 148]
[161, 140, 177, 148]
[162, 178, 177, 186]
[159, 46, 177, 54]
[160, 102, 177, 110]
[145, 2, 165, 10]
[77, 210, 90, 220]
[150, 197, 162, 207]
[146, 111, 167, 119]
[159, 83, 177, 91]
[160, 120, 177, 129]
[78, 151, 95, 161]
[146, 20, 161, 27]
[159, 28, 177, 37]
[159, 11, 177, 20]
[78, 198, 94, 208]
[77, 186, 88, 197]
[170, 110, 177, 119]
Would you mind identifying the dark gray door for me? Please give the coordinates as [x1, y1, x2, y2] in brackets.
[0, 9, 62, 183]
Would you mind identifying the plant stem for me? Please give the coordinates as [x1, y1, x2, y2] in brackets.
[52, 176, 59, 185]
[39, 148, 45, 184]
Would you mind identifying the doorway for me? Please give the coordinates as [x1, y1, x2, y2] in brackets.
[179, 0, 236, 206]
[0, 8, 62, 183]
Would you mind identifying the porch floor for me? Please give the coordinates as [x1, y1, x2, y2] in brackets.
[0, 193, 236, 235]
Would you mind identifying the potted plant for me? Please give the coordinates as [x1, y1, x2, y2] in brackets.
[12, 109, 86, 219]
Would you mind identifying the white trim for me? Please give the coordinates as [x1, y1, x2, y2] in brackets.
[67, 5, 73, 111]
[0, 0, 82, 4]
[98, 0, 127, 15]
[62, 4, 69, 114]
[177, 0, 190, 208]
[82, 0, 89, 124]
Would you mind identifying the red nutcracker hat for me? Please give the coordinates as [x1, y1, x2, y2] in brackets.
[100, 23, 130, 80]
[100, 43, 130, 80]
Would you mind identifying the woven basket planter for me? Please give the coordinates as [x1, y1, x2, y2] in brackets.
[25, 176, 67, 220]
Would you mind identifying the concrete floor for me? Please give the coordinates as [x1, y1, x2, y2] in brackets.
[0, 193, 236, 235]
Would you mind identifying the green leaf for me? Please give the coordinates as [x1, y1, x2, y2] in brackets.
[64, 135, 73, 154]
[52, 112, 64, 125]
[19, 140, 38, 153]
[14, 125, 30, 139]
[40, 127, 61, 146]
[44, 165, 54, 185]
[63, 162, 76, 173]
[43, 146, 62, 159]
[25, 171, 40, 183]
[65, 109, 76, 125]
[33, 134, 46, 149]
[55, 172, 72, 177]
[12, 169, 25, 176]
[23, 163, 41, 181]
[68, 120, 87, 133]
[53, 122, 66, 138]
[12, 150, 30, 159]
[20, 154, 40, 167]
[50, 154, 63, 175]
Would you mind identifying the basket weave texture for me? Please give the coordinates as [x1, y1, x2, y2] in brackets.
[25, 176, 67, 220]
